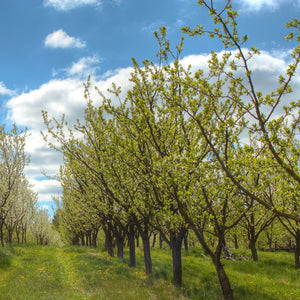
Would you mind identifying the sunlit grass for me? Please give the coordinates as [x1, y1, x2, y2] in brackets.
[0, 245, 299, 299]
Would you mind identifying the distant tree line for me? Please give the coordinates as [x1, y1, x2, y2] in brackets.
[0, 125, 60, 246]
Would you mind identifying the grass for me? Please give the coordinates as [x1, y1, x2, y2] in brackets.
[0, 245, 299, 299]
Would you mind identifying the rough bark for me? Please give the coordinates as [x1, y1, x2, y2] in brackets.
[295, 228, 300, 269]
[234, 234, 238, 250]
[91, 230, 98, 247]
[128, 226, 136, 267]
[152, 233, 157, 248]
[249, 239, 258, 262]
[159, 234, 163, 249]
[194, 229, 234, 300]
[214, 259, 234, 300]
[142, 235, 152, 275]
[170, 230, 186, 286]
[7, 229, 13, 244]
[104, 226, 114, 257]
[0, 223, 4, 247]
[183, 230, 189, 252]
[116, 238, 124, 259]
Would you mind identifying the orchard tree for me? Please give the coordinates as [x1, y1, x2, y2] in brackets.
[177, 0, 300, 223]
[0, 125, 30, 246]
[4, 176, 38, 244]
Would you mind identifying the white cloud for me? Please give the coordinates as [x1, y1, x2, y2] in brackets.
[236, 0, 300, 11]
[45, 29, 86, 49]
[7, 78, 87, 128]
[0, 82, 15, 96]
[29, 178, 62, 203]
[6, 50, 300, 204]
[6, 64, 133, 204]
[44, 0, 101, 11]
[67, 56, 100, 78]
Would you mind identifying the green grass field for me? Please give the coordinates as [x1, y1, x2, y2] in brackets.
[0, 245, 299, 299]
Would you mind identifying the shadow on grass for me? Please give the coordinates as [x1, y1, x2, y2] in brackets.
[0, 247, 13, 270]
[229, 256, 293, 276]
[233, 285, 278, 300]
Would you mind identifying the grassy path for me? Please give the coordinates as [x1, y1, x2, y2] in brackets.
[0, 246, 83, 299]
[0, 245, 299, 299]
[0, 245, 184, 300]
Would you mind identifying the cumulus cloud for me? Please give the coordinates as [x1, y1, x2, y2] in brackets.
[67, 56, 100, 78]
[29, 178, 62, 203]
[240, 0, 279, 11]
[0, 82, 15, 96]
[236, 0, 300, 11]
[6, 50, 300, 203]
[7, 78, 87, 128]
[6, 63, 134, 202]
[45, 29, 86, 49]
[44, 0, 101, 11]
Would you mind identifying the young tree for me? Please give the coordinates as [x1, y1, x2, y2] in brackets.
[0, 125, 30, 246]
[179, 0, 300, 223]
[4, 177, 38, 244]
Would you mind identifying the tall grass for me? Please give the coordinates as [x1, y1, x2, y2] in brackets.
[0, 245, 299, 299]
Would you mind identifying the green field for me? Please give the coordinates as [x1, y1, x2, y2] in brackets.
[0, 245, 299, 299]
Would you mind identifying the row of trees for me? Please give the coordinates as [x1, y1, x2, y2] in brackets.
[43, 1, 300, 299]
[0, 125, 59, 246]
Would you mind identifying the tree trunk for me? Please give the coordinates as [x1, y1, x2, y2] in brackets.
[183, 230, 189, 252]
[87, 231, 92, 246]
[194, 228, 234, 300]
[152, 233, 157, 248]
[249, 219, 258, 261]
[170, 230, 185, 286]
[142, 234, 152, 275]
[91, 230, 98, 247]
[266, 225, 273, 251]
[7, 229, 13, 244]
[159, 234, 163, 249]
[116, 237, 124, 259]
[16, 227, 20, 244]
[214, 259, 234, 300]
[136, 233, 139, 248]
[22, 226, 27, 244]
[295, 228, 300, 269]
[0, 223, 4, 247]
[128, 226, 136, 267]
[234, 234, 238, 250]
[104, 226, 114, 257]
[249, 239, 258, 262]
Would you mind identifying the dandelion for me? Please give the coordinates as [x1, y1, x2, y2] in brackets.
[76, 280, 79, 282]
[20, 276, 24, 279]
[1, 278, 4, 281]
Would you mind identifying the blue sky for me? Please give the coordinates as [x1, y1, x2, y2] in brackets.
[0, 0, 299, 212]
